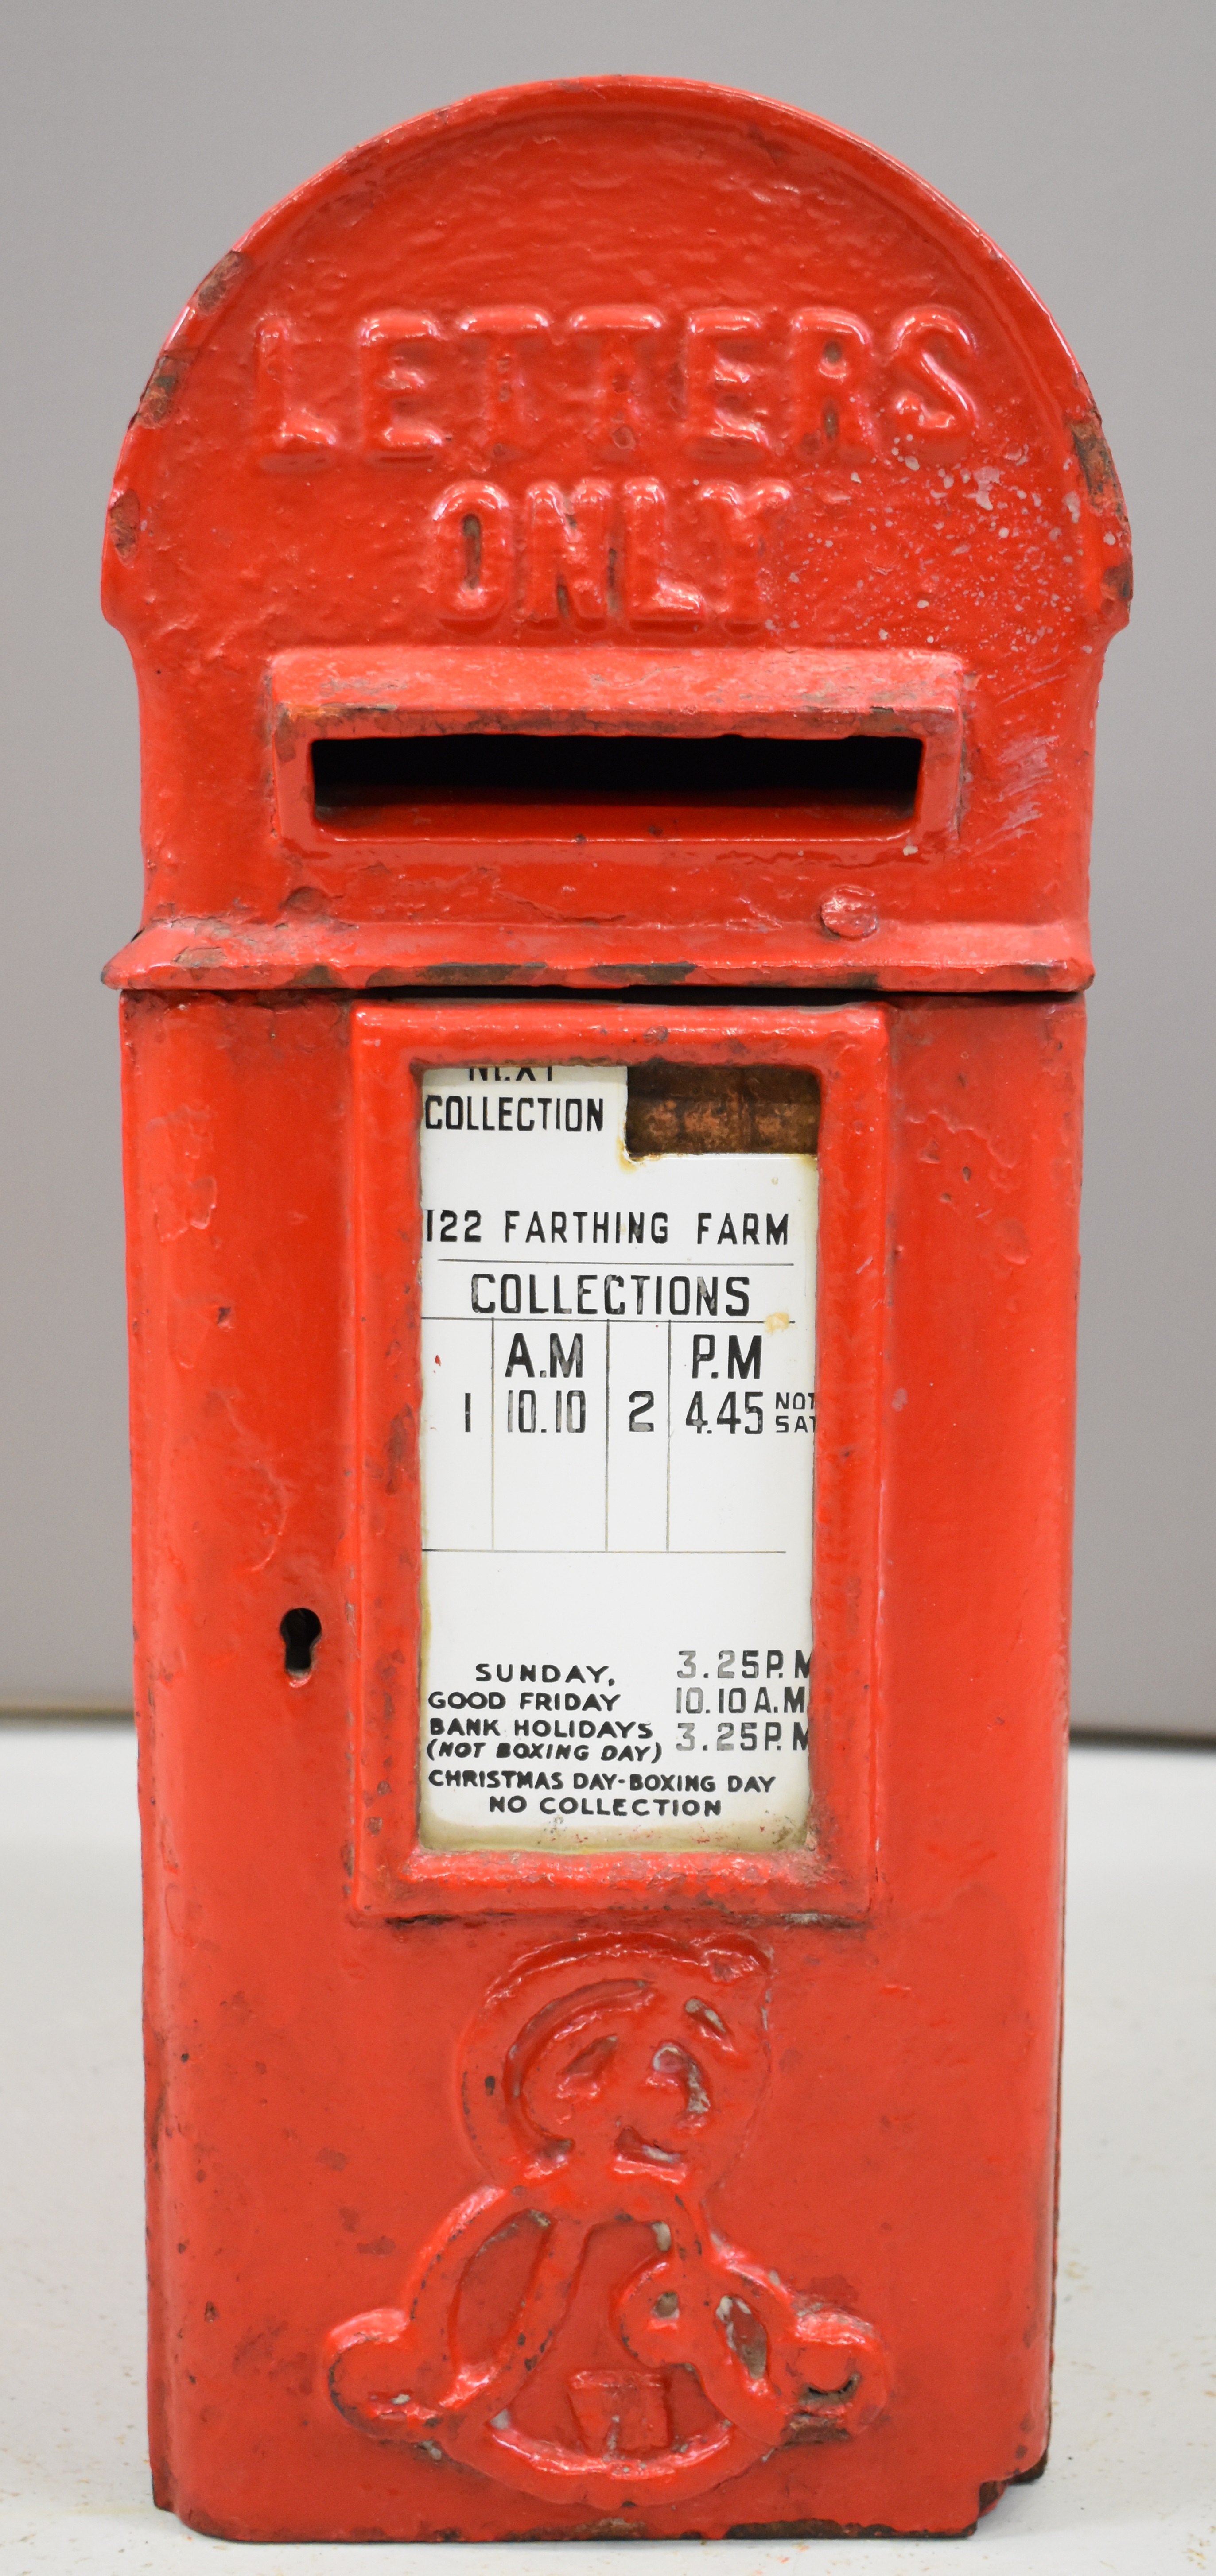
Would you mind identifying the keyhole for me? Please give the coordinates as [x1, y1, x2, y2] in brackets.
[280, 1606, 322, 1679]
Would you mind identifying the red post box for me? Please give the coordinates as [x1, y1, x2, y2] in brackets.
[103, 79, 1129, 2541]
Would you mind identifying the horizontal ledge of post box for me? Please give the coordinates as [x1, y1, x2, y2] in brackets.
[269, 644, 965, 729]
[102, 919, 1092, 992]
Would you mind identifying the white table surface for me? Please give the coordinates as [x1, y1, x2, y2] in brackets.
[1, 1730, 1212, 2575]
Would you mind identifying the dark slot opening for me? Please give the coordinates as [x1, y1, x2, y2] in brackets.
[626, 1065, 820, 1158]
[310, 730, 921, 828]
[280, 1606, 322, 1679]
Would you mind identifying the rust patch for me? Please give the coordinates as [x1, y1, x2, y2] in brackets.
[136, 348, 194, 427]
[385, 1409, 413, 1494]
[591, 961, 696, 983]
[1013, 2445, 1049, 2484]
[1069, 411, 1128, 523]
[107, 488, 141, 563]
[420, 961, 545, 984]
[726, 2517, 976, 2541]
[627, 1063, 820, 1158]
[290, 961, 340, 987]
[194, 248, 251, 315]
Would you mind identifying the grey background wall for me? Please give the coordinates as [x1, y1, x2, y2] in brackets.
[3, 0, 1212, 1729]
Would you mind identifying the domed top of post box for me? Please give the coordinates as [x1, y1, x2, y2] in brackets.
[102, 77, 1129, 995]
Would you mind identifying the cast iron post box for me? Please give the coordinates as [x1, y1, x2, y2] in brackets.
[103, 79, 1130, 2542]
